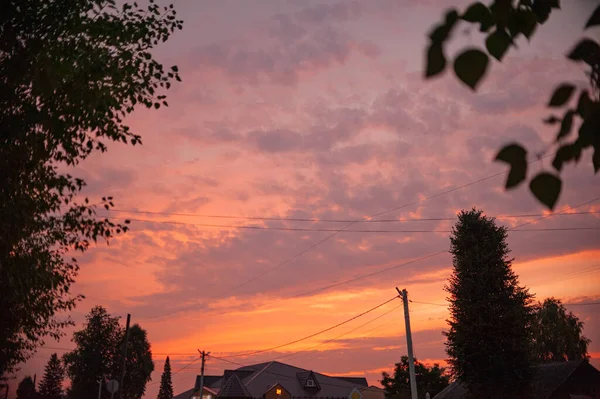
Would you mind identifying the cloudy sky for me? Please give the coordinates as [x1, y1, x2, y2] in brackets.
[16, 0, 600, 397]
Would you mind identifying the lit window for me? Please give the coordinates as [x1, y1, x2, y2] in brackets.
[276, 388, 282, 395]
[306, 380, 315, 387]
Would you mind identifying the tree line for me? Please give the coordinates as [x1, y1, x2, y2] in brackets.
[1, 0, 597, 397]
[381, 210, 591, 399]
[14, 306, 176, 399]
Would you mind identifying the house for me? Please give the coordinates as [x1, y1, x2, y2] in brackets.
[433, 360, 600, 399]
[173, 361, 385, 399]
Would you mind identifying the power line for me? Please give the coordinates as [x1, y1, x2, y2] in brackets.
[289, 197, 600, 299]
[35, 346, 205, 356]
[409, 265, 600, 308]
[103, 209, 600, 223]
[410, 300, 446, 307]
[291, 251, 448, 299]
[144, 154, 556, 321]
[217, 296, 399, 358]
[533, 265, 600, 286]
[273, 304, 403, 362]
[563, 302, 600, 306]
[148, 356, 201, 386]
[103, 217, 600, 233]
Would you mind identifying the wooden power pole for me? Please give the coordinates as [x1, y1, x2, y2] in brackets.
[197, 350, 210, 399]
[397, 287, 418, 399]
[119, 314, 131, 399]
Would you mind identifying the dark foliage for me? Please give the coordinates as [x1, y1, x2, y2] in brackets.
[532, 297, 591, 363]
[63, 306, 122, 399]
[425, 1, 600, 209]
[0, 0, 181, 377]
[444, 209, 535, 398]
[381, 355, 449, 399]
[115, 324, 154, 399]
[16, 376, 35, 399]
[157, 356, 174, 399]
[38, 353, 64, 399]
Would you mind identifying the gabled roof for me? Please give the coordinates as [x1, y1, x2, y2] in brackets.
[173, 388, 195, 399]
[175, 360, 369, 399]
[297, 370, 321, 390]
[334, 377, 368, 388]
[219, 374, 252, 398]
[195, 375, 224, 390]
[240, 361, 364, 398]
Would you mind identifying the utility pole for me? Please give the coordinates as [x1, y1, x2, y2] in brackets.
[119, 314, 131, 399]
[397, 287, 418, 399]
[197, 350, 210, 399]
[98, 380, 103, 399]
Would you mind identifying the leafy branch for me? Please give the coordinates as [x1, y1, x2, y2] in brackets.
[424, 0, 600, 209]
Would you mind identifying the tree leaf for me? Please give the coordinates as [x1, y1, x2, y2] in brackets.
[567, 38, 600, 65]
[453, 49, 489, 90]
[462, 2, 490, 22]
[490, 1, 512, 25]
[445, 9, 459, 26]
[532, 2, 551, 23]
[552, 144, 580, 172]
[594, 147, 600, 174]
[576, 90, 592, 117]
[529, 172, 562, 210]
[556, 110, 574, 140]
[426, 43, 446, 78]
[515, 9, 537, 39]
[486, 29, 512, 61]
[543, 115, 560, 124]
[495, 143, 527, 189]
[429, 24, 451, 43]
[585, 4, 600, 28]
[548, 84, 575, 107]
[577, 117, 597, 146]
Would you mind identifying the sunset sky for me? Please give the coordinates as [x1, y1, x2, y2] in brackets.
[14, 0, 600, 398]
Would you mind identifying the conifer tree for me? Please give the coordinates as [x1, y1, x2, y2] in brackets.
[157, 356, 174, 399]
[445, 209, 535, 398]
[38, 353, 64, 399]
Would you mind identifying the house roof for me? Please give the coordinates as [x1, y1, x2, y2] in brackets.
[219, 373, 252, 398]
[177, 361, 369, 399]
[334, 377, 368, 388]
[296, 370, 321, 390]
[237, 361, 365, 398]
[433, 360, 594, 399]
[361, 386, 384, 392]
[175, 385, 220, 399]
[195, 375, 224, 390]
[173, 388, 196, 399]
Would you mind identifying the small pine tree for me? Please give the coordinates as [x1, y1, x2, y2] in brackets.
[157, 356, 174, 399]
[16, 376, 35, 399]
[38, 353, 64, 399]
[445, 209, 535, 398]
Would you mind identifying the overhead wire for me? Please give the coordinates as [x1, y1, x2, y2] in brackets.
[103, 209, 600, 223]
[216, 296, 398, 358]
[144, 153, 562, 320]
[289, 196, 600, 299]
[147, 356, 201, 386]
[272, 303, 403, 362]
[100, 217, 600, 233]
